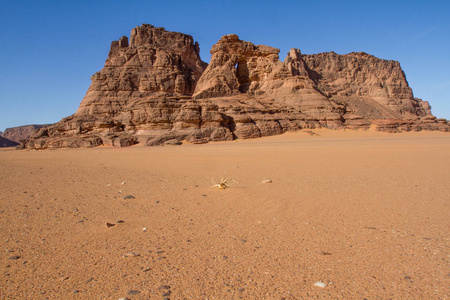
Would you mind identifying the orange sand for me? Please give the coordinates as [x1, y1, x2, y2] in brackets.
[1, 129, 449, 299]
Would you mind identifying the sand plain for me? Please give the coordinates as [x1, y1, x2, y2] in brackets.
[1, 129, 449, 299]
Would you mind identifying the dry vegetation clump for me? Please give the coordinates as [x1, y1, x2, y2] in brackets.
[211, 177, 237, 189]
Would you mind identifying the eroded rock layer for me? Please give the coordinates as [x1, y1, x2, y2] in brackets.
[23, 25, 448, 149]
[2, 125, 48, 143]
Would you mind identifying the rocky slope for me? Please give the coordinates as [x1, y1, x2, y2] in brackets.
[0, 136, 19, 147]
[2, 125, 48, 144]
[22, 25, 449, 149]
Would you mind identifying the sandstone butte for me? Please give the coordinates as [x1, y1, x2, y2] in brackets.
[21, 24, 449, 149]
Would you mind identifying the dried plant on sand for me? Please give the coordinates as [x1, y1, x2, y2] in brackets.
[211, 177, 238, 189]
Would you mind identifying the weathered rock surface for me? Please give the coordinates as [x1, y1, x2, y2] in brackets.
[2, 125, 48, 143]
[76, 24, 207, 116]
[22, 25, 449, 149]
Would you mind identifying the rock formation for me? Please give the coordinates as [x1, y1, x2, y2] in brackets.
[0, 136, 19, 148]
[22, 24, 449, 149]
[2, 125, 48, 143]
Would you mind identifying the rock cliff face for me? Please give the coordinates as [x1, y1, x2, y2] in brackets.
[2, 125, 48, 143]
[76, 24, 207, 117]
[22, 25, 448, 149]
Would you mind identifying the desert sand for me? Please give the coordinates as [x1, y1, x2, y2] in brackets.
[1, 129, 449, 299]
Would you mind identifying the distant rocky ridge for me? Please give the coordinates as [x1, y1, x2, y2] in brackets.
[22, 24, 449, 149]
[1, 125, 47, 147]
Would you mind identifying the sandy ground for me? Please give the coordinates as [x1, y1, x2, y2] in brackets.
[1, 129, 449, 299]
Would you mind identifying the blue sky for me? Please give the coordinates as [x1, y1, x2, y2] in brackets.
[1, 0, 449, 131]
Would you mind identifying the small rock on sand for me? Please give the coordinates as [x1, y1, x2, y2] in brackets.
[262, 179, 272, 184]
[59, 276, 70, 281]
[123, 252, 140, 257]
[314, 281, 327, 288]
[127, 290, 141, 295]
[159, 285, 171, 290]
[122, 195, 135, 200]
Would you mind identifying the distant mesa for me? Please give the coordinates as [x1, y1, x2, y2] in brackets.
[21, 24, 449, 149]
[1, 124, 49, 148]
[2, 124, 49, 143]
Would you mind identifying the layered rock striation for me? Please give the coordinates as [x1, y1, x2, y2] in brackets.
[22, 25, 448, 149]
[2, 125, 48, 144]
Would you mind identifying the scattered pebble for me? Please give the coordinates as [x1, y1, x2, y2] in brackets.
[106, 222, 115, 228]
[118, 298, 130, 300]
[121, 182, 125, 185]
[9, 255, 20, 260]
[127, 290, 141, 295]
[73, 290, 79, 293]
[142, 227, 147, 231]
[155, 201, 160, 203]
[159, 285, 171, 290]
[123, 252, 140, 257]
[106, 184, 111, 186]
[122, 195, 135, 200]
[262, 179, 272, 184]
[314, 281, 326, 288]
[86, 277, 94, 283]
[117, 220, 125, 223]
[240, 239, 247, 243]
[162, 291, 171, 297]
[404, 276, 412, 280]
[202, 194, 207, 197]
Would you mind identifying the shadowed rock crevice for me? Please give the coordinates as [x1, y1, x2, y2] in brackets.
[21, 24, 449, 149]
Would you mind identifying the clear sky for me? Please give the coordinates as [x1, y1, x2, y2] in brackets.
[1, 0, 449, 132]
